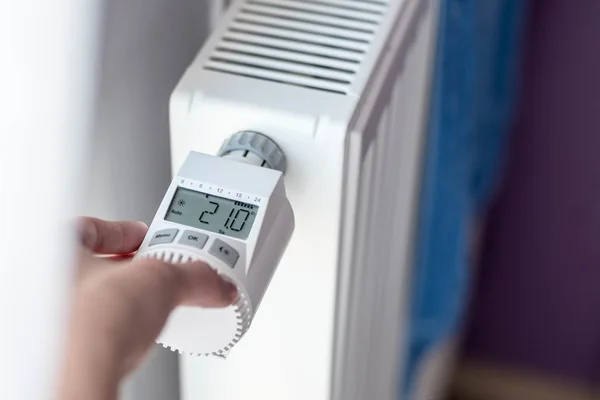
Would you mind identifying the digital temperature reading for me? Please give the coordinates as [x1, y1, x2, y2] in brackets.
[165, 187, 259, 240]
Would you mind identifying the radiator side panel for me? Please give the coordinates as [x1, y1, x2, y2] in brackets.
[333, 1, 440, 398]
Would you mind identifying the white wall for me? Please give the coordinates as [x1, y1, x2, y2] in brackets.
[84, 1, 224, 399]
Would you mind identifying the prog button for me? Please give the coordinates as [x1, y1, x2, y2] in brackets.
[178, 230, 208, 250]
[149, 228, 179, 246]
[209, 239, 239, 268]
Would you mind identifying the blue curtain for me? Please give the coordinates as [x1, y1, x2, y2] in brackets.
[401, 0, 529, 397]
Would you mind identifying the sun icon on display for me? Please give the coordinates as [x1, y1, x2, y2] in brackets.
[177, 199, 186, 207]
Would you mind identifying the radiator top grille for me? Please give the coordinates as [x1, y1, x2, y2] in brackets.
[204, 0, 389, 95]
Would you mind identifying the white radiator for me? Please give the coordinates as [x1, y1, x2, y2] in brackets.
[168, 0, 441, 399]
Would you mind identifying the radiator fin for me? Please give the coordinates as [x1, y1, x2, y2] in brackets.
[343, 67, 422, 400]
[334, 1, 435, 397]
[204, 0, 389, 95]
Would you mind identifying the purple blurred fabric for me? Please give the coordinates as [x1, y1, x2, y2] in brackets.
[462, 0, 600, 384]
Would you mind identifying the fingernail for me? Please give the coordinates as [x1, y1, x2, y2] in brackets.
[132, 221, 149, 231]
[79, 219, 96, 248]
[224, 281, 238, 303]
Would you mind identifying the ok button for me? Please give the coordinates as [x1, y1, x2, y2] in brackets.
[178, 230, 208, 250]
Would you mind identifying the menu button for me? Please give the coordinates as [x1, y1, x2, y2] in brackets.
[149, 228, 179, 246]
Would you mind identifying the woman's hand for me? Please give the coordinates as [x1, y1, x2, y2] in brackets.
[58, 217, 237, 400]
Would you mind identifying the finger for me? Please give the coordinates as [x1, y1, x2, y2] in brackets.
[78, 217, 148, 254]
[74, 248, 136, 281]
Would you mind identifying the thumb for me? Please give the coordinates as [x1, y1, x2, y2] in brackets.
[172, 261, 239, 307]
[61, 257, 238, 400]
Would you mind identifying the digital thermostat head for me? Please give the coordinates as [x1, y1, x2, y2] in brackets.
[134, 133, 294, 358]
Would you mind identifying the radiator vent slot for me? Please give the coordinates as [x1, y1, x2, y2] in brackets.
[204, 0, 389, 95]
